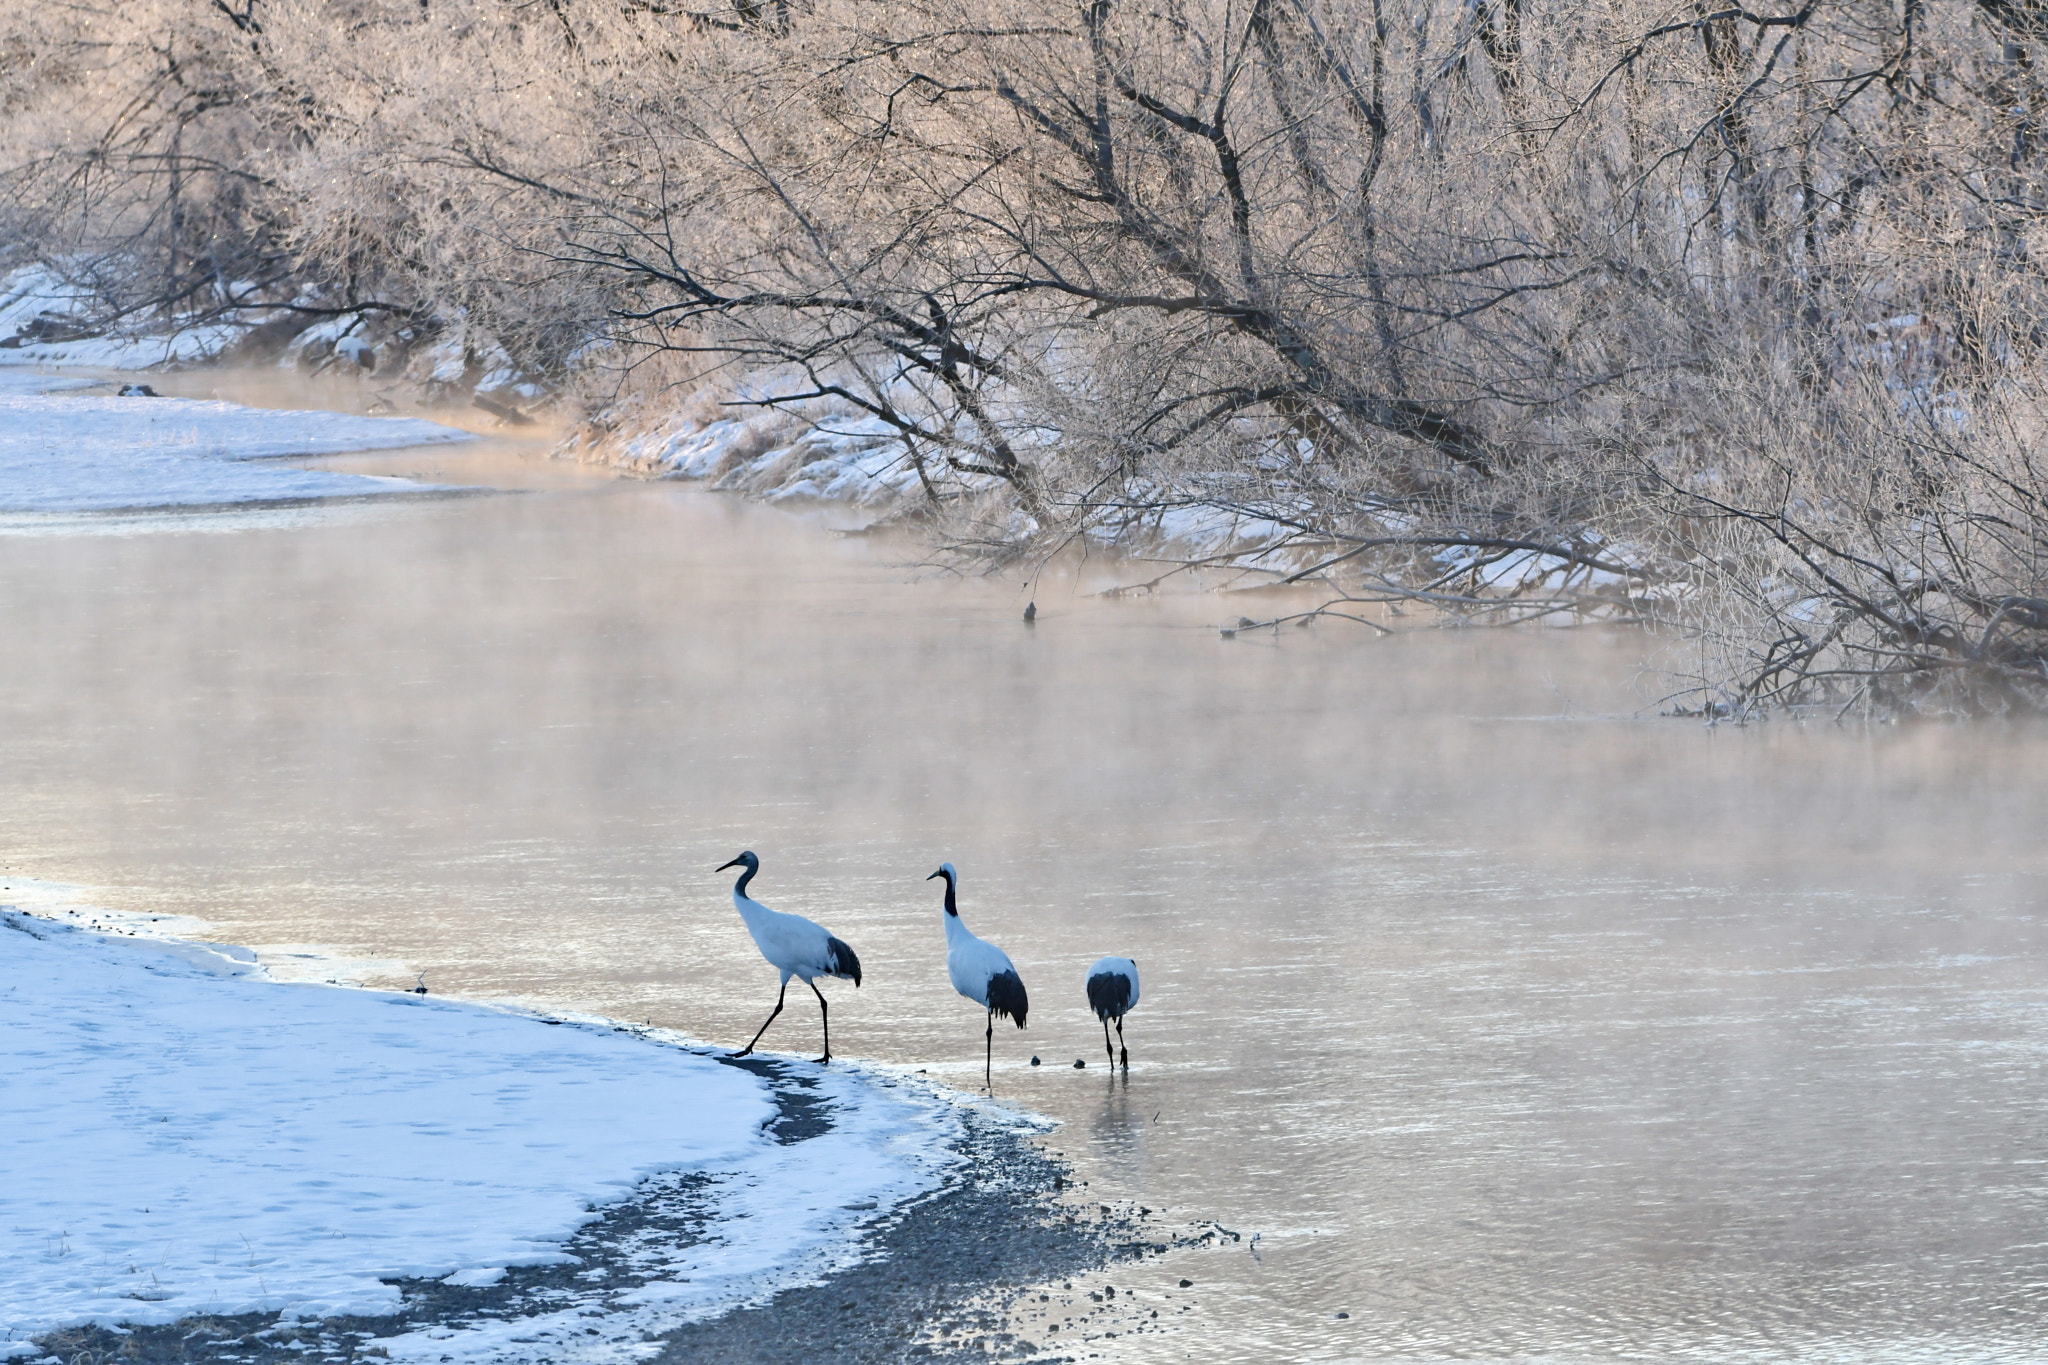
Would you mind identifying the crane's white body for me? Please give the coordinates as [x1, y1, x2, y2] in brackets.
[946, 912, 1020, 1008]
[1084, 956, 1140, 1017]
[733, 886, 842, 984]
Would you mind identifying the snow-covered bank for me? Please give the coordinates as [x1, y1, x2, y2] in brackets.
[0, 267, 544, 413]
[0, 376, 473, 514]
[0, 908, 957, 1361]
[571, 399, 938, 515]
[0, 271, 237, 371]
[567, 381, 1318, 567]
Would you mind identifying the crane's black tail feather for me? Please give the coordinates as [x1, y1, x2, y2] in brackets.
[987, 969, 1029, 1028]
[1086, 969, 1132, 1021]
[825, 935, 863, 987]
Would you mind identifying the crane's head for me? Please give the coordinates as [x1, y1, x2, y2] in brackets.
[716, 851, 759, 874]
[926, 862, 959, 915]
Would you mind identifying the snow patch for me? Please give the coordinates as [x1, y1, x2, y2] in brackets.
[0, 909, 956, 1357]
[0, 371, 101, 398]
[0, 267, 240, 369]
[601, 407, 926, 510]
[569, 369, 1001, 520]
[0, 390, 473, 514]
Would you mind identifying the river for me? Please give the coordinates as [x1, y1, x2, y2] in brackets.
[3, 378, 2046, 1362]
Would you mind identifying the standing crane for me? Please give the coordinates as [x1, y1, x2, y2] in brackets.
[716, 851, 862, 1063]
[1084, 956, 1140, 1068]
[927, 862, 1027, 1087]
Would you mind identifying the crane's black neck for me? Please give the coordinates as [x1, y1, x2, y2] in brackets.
[941, 872, 958, 917]
[732, 863, 757, 897]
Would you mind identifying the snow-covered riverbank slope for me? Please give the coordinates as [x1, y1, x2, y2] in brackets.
[575, 401, 926, 514]
[0, 908, 955, 1361]
[0, 371, 471, 514]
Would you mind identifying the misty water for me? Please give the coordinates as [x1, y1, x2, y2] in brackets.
[4, 396, 2047, 1362]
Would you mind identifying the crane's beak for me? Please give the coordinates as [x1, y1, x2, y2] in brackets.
[925, 869, 944, 881]
[716, 858, 745, 872]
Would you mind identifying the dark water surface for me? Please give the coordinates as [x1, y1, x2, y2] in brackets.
[3, 428, 2046, 1362]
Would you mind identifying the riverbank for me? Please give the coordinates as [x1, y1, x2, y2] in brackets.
[0, 369, 474, 516]
[1, 905, 1148, 1361]
[26, 1107, 1166, 1365]
[0, 283, 1271, 560]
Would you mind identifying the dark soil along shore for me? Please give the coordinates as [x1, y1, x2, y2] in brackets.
[648, 1103, 1168, 1365]
[27, 1063, 1167, 1365]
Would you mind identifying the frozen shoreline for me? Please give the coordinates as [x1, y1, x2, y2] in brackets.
[0, 905, 965, 1362]
[0, 370, 473, 516]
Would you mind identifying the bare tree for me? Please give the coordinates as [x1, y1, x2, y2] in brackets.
[5, 0, 2046, 713]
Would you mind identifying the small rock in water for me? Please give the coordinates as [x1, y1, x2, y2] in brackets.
[1023, 602, 1037, 624]
[1335, 1311, 1350, 1319]
[1179, 1279, 1194, 1288]
[1031, 1055, 1041, 1066]
[117, 384, 159, 397]
[1073, 1058, 1086, 1068]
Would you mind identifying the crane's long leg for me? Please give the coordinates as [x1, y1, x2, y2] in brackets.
[808, 978, 832, 1065]
[735, 980, 788, 1058]
[1116, 1015, 1128, 1069]
[1102, 1016, 1115, 1068]
[985, 1007, 994, 1090]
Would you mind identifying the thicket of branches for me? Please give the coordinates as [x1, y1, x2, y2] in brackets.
[6, 0, 2048, 715]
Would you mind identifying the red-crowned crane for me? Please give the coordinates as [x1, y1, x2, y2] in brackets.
[926, 862, 1027, 1087]
[716, 851, 862, 1063]
[1085, 956, 1140, 1068]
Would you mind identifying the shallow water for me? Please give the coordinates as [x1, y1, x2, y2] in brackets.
[3, 407, 2047, 1362]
